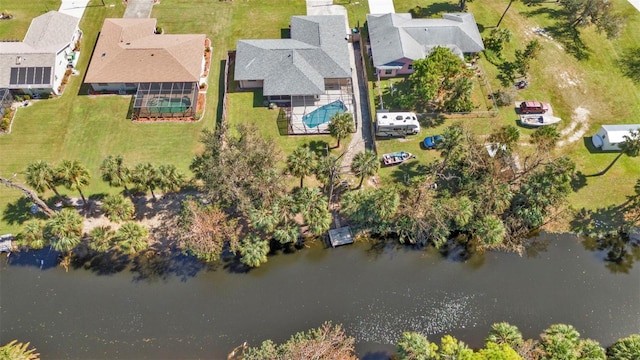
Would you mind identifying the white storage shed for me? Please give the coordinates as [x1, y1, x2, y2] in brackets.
[591, 124, 640, 151]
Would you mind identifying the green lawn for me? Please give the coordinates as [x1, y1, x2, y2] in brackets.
[369, 0, 640, 211]
[1, 0, 639, 234]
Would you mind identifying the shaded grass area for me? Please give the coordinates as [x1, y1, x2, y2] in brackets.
[371, 0, 640, 214]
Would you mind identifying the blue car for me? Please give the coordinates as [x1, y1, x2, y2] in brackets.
[423, 135, 442, 149]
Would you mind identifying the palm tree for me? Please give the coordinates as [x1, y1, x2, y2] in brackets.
[239, 234, 270, 267]
[273, 221, 300, 245]
[287, 146, 316, 188]
[314, 154, 342, 192]
[56, 160, 90, 205]
[351, 150, 379, 188]
[45, 208, 83, 253]
[156, 164, 185, 194]
[130, 162, 159, 200]
[472, 215, 506, 246]
[100, 155, 131, 196]
[0, 340, 40, 360]
[24, 160, 64, 202]
[16, 220, 47, 250]
[607, 334, 640, 360]
[114, 222, 149, 255]
[530, 126, 560, 154]
[592, 130, 640, 176]
[101, 194, 135, 223]
[328, 112, 355, 148]
[539, 324, 582, 359]
[88, 226, 115, 253]
[486, 322, 523, 349]
[488, 125, 520, 154]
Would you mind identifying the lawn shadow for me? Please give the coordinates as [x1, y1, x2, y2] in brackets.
[571, 170, 587, 192]
[2, 196, 47, 226]
[217, 59, 227, 126]
[277, 108, 289, 136]
[409, 2, 462, 18]
[418, 113, 446, 128]
[308, 139, 330, 156]
[389, 160, 424, 185]
[522, 7, 591, 60]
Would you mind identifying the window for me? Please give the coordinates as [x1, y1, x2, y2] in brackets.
[408, 64, 413, 70]
[384, 69, 393, 75]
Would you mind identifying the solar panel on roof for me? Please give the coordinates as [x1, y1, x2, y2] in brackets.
[9, 68, 18, 85]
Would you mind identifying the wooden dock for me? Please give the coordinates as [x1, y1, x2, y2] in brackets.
[328, 227, 354, 247]
[0, 234, 14, 253]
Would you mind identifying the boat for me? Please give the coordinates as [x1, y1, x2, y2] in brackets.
[519, 114, 561, 127]
[381, 151, 415, 166]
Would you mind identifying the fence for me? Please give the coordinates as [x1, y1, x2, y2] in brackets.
[357, 27, 377, 154]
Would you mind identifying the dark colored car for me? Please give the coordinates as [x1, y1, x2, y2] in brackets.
[423, 135, 442, 149]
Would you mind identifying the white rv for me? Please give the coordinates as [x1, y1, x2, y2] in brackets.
[592, 124, 640, 151]
[375, 111, 421, 137]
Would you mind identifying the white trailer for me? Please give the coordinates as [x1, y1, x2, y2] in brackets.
[591, 124, 640, 151]
[375, 111, 421, 137]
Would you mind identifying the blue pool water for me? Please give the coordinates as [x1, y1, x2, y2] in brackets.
[302, 100, 347, 128]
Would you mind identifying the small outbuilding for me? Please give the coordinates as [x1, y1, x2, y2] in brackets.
[591, 124, 640, 151]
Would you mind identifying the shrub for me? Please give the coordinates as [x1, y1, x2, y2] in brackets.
[493, 88, 516, 107]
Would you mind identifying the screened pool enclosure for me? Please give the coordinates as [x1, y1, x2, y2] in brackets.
[133, 82, 198, 119]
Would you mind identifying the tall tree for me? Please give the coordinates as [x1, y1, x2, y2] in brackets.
[156, 164, 185, 194]
[45, 208, 83, 254]
[488, 125, 520, 155]
[351, 150, 379, 189]
[101, 194, 135, 223]
[130, 162, 159, 200]
[607, 334, 640, 360]
[114, 222, 149, 255]
[396, 332, 438, 360]
[56, 160, 90, 205]
[24, 160, 64, 202]
[239, 234, 270, 268]
[618, 47, 640, 83]
[88, 226, 115, 253]
[16, 220, 47, 250]
[558, 0, 624, 39]
[486, 322, 523, 349]
[287, 146, 316, 188]
[0, 340, 40, 360]
[100, 155, 131, 196]
[328, 112, 354, 148]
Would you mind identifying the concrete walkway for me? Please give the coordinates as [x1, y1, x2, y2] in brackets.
[58, 0, 91, 18]
[368, 0, 395, 14]
[123, 0, 156, 18]
[307, 0, 374, 172]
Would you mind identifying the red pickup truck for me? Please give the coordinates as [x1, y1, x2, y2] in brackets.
[519, 101, 549, 114]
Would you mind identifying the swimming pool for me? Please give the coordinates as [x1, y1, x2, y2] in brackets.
[302, 100, 347, 128]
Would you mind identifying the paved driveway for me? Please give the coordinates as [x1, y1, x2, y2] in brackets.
[58, 0, 91, 19]
[368, 0, 395, 14]
[123, 0, 155, 18]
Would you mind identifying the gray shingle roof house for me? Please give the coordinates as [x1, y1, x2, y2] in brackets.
[234, 15, 351, 98]
[0, 11, 81, 95]
[367, 12, 484, 77]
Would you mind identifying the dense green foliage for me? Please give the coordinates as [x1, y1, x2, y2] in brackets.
[0, 340, 40, 360]
[340, 123, 575, 251]
[101, 194, 134, 223]
[328, 112, 355, 148]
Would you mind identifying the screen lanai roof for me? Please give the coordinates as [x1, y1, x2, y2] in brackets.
[234, 15, 351, 96]
[85, 18, 205, 84]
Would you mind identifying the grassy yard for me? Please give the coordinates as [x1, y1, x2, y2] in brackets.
[369, 0, 640, 212]
[1, 0, 638, 234]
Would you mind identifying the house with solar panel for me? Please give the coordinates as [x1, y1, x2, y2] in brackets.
[234, 15, 354, 134]
[0, 11, 81, 97]
[85, 18, 207, 120]
[366, 12, 484, 78]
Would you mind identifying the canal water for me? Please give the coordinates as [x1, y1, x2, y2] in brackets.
[1, 233, 639, 359]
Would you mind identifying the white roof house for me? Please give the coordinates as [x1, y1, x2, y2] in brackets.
[0, 11, 81, 95]
[592, 124, 640, 151]
[367, 12, 484, 75]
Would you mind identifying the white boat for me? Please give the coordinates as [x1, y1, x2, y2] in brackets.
[381, 151, 415, 166]
[519, 114, 561, 127]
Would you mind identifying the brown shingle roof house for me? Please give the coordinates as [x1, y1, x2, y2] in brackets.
[86, 18, 205, 86]
[85, 18, 207, 119]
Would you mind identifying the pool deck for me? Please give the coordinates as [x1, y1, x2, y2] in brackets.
[288, 88, 355, 134]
